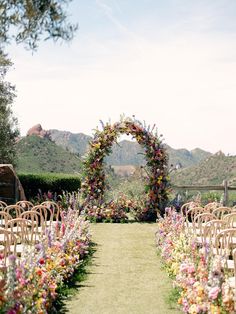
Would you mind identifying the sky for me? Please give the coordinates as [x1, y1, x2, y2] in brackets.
[5, 0, 236, 155]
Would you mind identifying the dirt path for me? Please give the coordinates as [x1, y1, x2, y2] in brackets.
[65, 223, 180, 314]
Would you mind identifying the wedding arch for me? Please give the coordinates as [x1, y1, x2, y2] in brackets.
[82, 117, 169, 221]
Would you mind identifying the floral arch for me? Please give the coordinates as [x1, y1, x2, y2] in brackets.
[82, 117, 169, 221]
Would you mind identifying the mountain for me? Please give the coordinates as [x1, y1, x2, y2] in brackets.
[171, 151, 236, 185]
[166, 145, 212, 168]
[49, 129, 92, 156]
[15, 125, 213, 174]
[49, 129, 212, 168]
[15, 135, 82, 174]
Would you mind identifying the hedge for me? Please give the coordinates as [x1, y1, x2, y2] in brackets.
[18, 173, 81, 200]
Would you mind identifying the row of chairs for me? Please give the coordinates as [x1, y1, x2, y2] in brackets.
[0, 201, 64, 267]
[0, 201, 61, 224]
[180, 202, 236, 306]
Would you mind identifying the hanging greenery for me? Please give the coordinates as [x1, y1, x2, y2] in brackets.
[82, 116, 170, 221]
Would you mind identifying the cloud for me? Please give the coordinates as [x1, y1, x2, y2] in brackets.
[95, 0, 138, 40]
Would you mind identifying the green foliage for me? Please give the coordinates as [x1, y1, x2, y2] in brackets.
[15, 135, 82, 173]
[105, 173, 146, 204]
[166, 287, 181, 310]
[0, 51, 19, 165]
[0, 0, 77, 50]
[18, 172, 81, 199]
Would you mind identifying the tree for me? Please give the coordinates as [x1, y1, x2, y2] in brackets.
[0, 0, 77, 50]
[0, 0, 76, 165]
[0, 51, 19, 165]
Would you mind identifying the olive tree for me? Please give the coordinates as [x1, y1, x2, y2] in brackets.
[0, 0, 77, 49]
[0, 0, 76, 164]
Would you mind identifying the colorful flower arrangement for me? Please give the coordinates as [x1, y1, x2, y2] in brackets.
[85, 205, 128, 223]
[82, 116, 170, 221]
[0, 209, 91, 313]
[156, 207, 235, 313]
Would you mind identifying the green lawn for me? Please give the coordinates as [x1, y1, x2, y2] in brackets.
[65, 223, 181, 314]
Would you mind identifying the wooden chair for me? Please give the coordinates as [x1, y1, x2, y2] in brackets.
[16, 200, 34, 211]
[0, 211, 12, 227]
[204, 202, 222, 213]
[185, 207, 205, 234]
[202, 219, 228, 252]
[4, 205, 23, 218]
[215, 228, 236, 269]
[0, 201, 7, 210]
[0, 228, 17, 267]
[223, 213, 236, 228]
[20, 210, 45, 241]
[41, 201, 62, 226]
[180, 201, 200, 216]
[6, 218, 33, 256]
[227, 248, 236, 311]
[212, 207, 232, 220]
[192, 213, 216, 243]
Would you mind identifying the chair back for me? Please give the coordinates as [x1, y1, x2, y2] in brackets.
[0, 228, 17, 265]
[0, 201, 7, 210]
[4, 205, 23, 218]
[0, 211, 12, 227]
[16, 201, 34, 211]
[212, 207, 232, 219]
[215, 228, 236, 260]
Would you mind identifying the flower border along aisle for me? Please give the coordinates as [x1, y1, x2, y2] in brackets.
[156, 207, 235, 314]
[82, 116, 170, 221]
[0, 209, 91, 313]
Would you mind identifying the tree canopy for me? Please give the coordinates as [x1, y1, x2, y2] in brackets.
[0, 52, 19, 165]
[0, 0, 76, 165]
[0, 0, 77, 49]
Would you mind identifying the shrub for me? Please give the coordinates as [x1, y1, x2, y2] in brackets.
[18, 173, 81, 200]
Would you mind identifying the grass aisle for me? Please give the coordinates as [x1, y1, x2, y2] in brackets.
[65, 223, 180, 314]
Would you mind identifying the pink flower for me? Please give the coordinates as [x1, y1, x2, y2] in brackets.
[209, 286, 220, 300]
[180, 263, 188, 273]
[187, 264, 195, 274]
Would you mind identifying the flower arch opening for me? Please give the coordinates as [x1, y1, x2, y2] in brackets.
[82, 117, 169, 221]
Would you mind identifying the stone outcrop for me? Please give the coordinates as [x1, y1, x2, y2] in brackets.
[0, 164, 26, 203]
[26, 124, 50, 139]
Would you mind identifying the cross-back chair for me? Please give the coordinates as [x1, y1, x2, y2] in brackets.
[212, 207, 232, 220]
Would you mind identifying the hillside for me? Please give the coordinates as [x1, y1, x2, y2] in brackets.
[15, 135, 82, 174]
[49, 129, 92, 156]
[49, 129, 212, 168]
[171, 151, 236, 185]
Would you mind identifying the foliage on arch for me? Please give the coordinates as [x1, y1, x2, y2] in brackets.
[82, 117, 170, 221]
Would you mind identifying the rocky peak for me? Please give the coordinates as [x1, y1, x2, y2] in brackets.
[26, 124, 50, 139]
